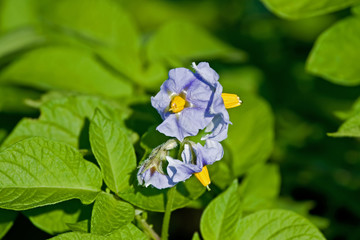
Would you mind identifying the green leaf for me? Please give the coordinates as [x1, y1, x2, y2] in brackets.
[261, 0, 360, 19]
[1, 118, 77, 149]
[220, 66, 264, 94]
[89, 110, 136, 193]
[200, 181, 241, 240]
[118, 176, 205, 212]
[0, 137, 102, 210]
[146, 20, 246, 65]
[38, 94, 129, 142]
[50, 223, 147, 240]
[0, 0, 40, 33]
[0, 46, 133, 97]
[91, 192, 134, 235]
[274, 198, 329, 229]
[0, 27, 45, 59]
[224, 94, 274, 177]
[67, 220, 89, 233]
[0, 209, 17, 239]
[307, 17, 360, 86]
[41, 0, 141, 82]
[0, 86, 40, 114]
[22, 200, 89, 235]
[239, 164, 281, 212]
[235, 209, 326, 240]
[328, 113, 360, 137]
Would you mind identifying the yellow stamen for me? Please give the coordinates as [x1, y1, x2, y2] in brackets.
[169, 95, 186, 113]
[194, 166, 211, 189]
[221, 93, 242, 109]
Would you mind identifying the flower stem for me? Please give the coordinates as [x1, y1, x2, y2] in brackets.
[161, 186, 177, 240]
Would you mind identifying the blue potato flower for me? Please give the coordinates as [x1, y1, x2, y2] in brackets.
[137, 139, 223, 189]
[151, 62, 231, 141]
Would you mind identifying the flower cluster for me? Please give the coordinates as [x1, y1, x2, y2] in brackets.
[137, 62, 241, 189]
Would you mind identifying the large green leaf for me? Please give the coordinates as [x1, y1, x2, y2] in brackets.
[146, 20, 246, 65]
[89, 110, 136, 193]
[0, 46, 133, 97]
[224, 94, 274, 177]
[235, 209, 326, 240]
[50, 223, 147, 240]
[91, 192, 134, 235]
[0, 0, 40, 33]
[0, 137, 102, 210]
[328, 113, 360, 137]
[0, 209, 17, 239]
[261, 0, 360, 19]
[0, 27, 45, 59]
[3, 94, 130, 150]
[22, 200, 88, 235]
[39, 94, 129, 141]
[41, 0, 141, 81]
[200, 181, 241, 240]
[239, 164, 281, 212]
[1, 118, 77, 149]
[307, 17, 360, 86]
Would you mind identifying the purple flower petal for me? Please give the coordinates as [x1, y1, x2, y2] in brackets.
[192, 62, 219, 86]
[137, 164, 176, 189]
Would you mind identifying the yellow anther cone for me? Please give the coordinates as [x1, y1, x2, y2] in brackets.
[194, 166, 211, 190]
[169, 95, 186, 113]
[222, 93, 242, 109]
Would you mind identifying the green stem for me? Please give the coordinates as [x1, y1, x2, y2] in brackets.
[161, 186, 177, 240]
[135, 214, 161, 240]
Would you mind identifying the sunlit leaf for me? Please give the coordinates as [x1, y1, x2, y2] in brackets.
[200, 181, 241, 240]
[39, 95, 129, 141]
[235, 209, 326, 240]
[89, 110, 136, 193]
[1, 118, 77, 149]
[41, 0, 141, 82]
[146, 20, 246, 65]
[0, 46, 133, 97]
[0, 27, 45, 59]
[0, 0, 40, 33]
[50, 223, 146, 240]
[307, 17, 360, 86]
[261, 0, 360, 19]
[91, 192, 134, 235]
[239, 164, 281, 212]
[328, 113, 360, 137]
[0, 137, 102, 210]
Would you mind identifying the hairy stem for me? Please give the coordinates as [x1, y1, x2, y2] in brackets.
[161, 186, 177, 240]
[135, 214, 161, 240]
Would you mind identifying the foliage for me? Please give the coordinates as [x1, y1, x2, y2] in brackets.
[0, 0, 359, 239]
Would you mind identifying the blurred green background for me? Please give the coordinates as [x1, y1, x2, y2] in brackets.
[0, 0, 359, 239]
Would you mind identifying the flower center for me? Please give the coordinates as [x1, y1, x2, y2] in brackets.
[221, 93, 242, 109]
[169, 95, 186, 113]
